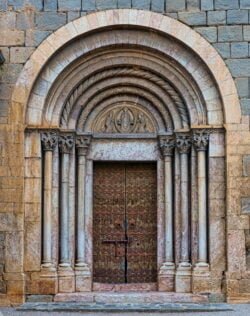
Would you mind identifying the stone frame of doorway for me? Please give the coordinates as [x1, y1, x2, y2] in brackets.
[13, 9, 243, 303]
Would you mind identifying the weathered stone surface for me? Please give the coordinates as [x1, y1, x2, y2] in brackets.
[166, 0, 185, 12]
[0, 12, 16, 29]
[215, 0, 239, 10]
[178, 12, 206, 25]
[58, 0, 81, 11]
[231, 42, 249, 58]
[67, 11, 80, 22]
[187, 0, 200, 11]
[151, 0, 164, 12]
[195, 27, 217, 42]
[26, 295, 53, 302]
[243, 25, 250, 40]
[0, 30, 24, 46]
[240, 0, 250, 8]
[239, 279, 250, 293]
[8, 0, 43, 10]
[241, 197, 250, 214]
[201, 0, 214, 10]
[44, 0, 57, 11]
[218, 26, 243, 42]
[213, 42, 230, 58]
[35, 12, 67, 31]
[227, 10, 249, 25]
[25, 30, 51, 46]
[208, 11, 226, 25]
[132, 0, 150, 10]
[226, 59, 250, 76]
[16, 11, 34, 30]
[235, 78, 249, 97]
[82, 0, 95, 10]
[10, 47, 35, 64]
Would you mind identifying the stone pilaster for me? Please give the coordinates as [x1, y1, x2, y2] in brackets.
[158, 135, 176, 291]
[175, 133, 192, 293]
[75, 135, 92, 292]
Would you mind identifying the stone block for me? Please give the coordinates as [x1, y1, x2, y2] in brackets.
[235, 78, 249, 97]
[239, 279, 250, 293]
[227, 9, 249, 25]
[0, 30, 24, 46]
[96, 0, 117, 9]
[231, 42, 249, 58]
[0, 280, 7, 293]
[218, 26, 243, 42]
[208, 11, 226, 25]
[82, 0, 95, 10]
[243, 25, 250, 40]
[75, 268, 92, 292]
[151, 0, 164, 12]
[10, 47, 35, 64]
[201, 0, 214, 11]
[16, 11, 34, 30]
[215, 0, 239, 10]
[213, 42, 230, 58]
[178, 12, 206, 26]
[0, 12, 16, 30]
[0, 213, 23, 231]
[5, 232, 23, 273]
[175, 266, 192, 293]
[0, 64, 23, 84]
[7, 280, 24, 295]
[44, 0, 57, 11]
[58, 270, 75, 293]
[8, 0, 43, 10]
[0, 100, 9, 117]
[0, 84, 12, 100]
[26, 295, 53, 302]
[194, 27, 217, 42]
[240, 0, 250, 9]
[187, 0, 200, 11]
[0, 47, 9, 63]
[241, 98, 250, 114]
[25, 30, 51, 46]
[24, 203, 41, 222]
[58, 0, 81, 11]
[0, 0, 7, 11]
[67, 11, 80, 22]
[241, 197, 250, 214]
[24, 178, 41, 203]
[166, 0, 185, 12]
[0, 232, 5, 264]
[132, 0, 150, 9]
[24, 221, 41, 272]
[243, 155, 250, 176]
[227, 59, 250, 77]
[35, 12, 67, 31]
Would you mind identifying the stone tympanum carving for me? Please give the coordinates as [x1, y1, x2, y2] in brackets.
[93, 106, 155, 134]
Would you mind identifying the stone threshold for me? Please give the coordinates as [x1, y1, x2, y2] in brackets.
[17, 302, 233, 313]
[53, 292, 209, 304]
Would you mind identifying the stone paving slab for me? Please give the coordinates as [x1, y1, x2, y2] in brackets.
[17, 302, 233, 313]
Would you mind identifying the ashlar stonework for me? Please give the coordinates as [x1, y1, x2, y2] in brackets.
[0, 7, 249, 306]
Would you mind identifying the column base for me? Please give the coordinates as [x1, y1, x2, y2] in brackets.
[58, 265, 75, 293]
[39, 268, 58, 295]
[192, 263, 210, 294]
[75, 263, 92, 292]
[41, 263, 57, 272]
[175, 262, 192, 293]
[158, 262, 175, 292]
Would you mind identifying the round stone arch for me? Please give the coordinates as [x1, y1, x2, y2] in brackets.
[15, 9, 242, 298]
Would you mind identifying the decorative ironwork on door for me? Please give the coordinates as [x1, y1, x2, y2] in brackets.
[93, 162, 157, 284]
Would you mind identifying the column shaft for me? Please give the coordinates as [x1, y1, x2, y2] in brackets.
[43, 150, 53, 266]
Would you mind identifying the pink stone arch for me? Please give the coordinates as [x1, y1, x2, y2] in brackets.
[11, 9, 241, 125]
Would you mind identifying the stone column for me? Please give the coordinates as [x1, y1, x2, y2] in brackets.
[58, 133, 75, 292]
[41, 131, 58, 271]
[192, 130, 210, 293]
[175, 133, 192, 293]
[158, 135, 176, 291]
[75, 135, 92, 292]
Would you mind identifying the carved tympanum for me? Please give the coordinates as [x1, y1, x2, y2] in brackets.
[93, 106, 155, 134]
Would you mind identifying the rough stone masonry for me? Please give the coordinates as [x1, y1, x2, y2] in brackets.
[0, 0, 250, 307]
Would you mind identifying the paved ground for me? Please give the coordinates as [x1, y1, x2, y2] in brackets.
[0, 304, 250, 316]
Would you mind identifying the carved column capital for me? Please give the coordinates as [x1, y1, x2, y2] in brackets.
[193, 129, 210, 151]
[58, 134, 75, 154]
[76, 135, 92, 156]
[176, 133, 192, 154]
[41, 131, 58, 151]
[159, 135, 175, 157]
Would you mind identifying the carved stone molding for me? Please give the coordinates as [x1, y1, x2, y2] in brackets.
[93, 105, 155, 134]
[58, 134, 75, 154]
[76, 135, 92, 156]
[176, 134, 192, 154]
[193, 129, 210, 151]
[41, 132, 58, 151]
[159, 135, 175, 157]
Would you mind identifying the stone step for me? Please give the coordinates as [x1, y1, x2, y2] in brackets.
[17, 302, 233, 313]
[53, 292, 209, 304]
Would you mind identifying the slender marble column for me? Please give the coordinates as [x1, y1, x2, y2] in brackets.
[58, 134, 74, 268]
[159, 135, 175, 265]
[193, 130, 209, 266]
[75, 135, 91, 267]
[176, 134, 192, 266]
[41, 131, 58, 269]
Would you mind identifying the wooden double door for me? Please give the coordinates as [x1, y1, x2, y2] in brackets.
[93, 162, 157, 284]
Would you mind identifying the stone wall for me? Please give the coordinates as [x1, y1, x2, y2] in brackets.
[0, 0, 250, 305]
